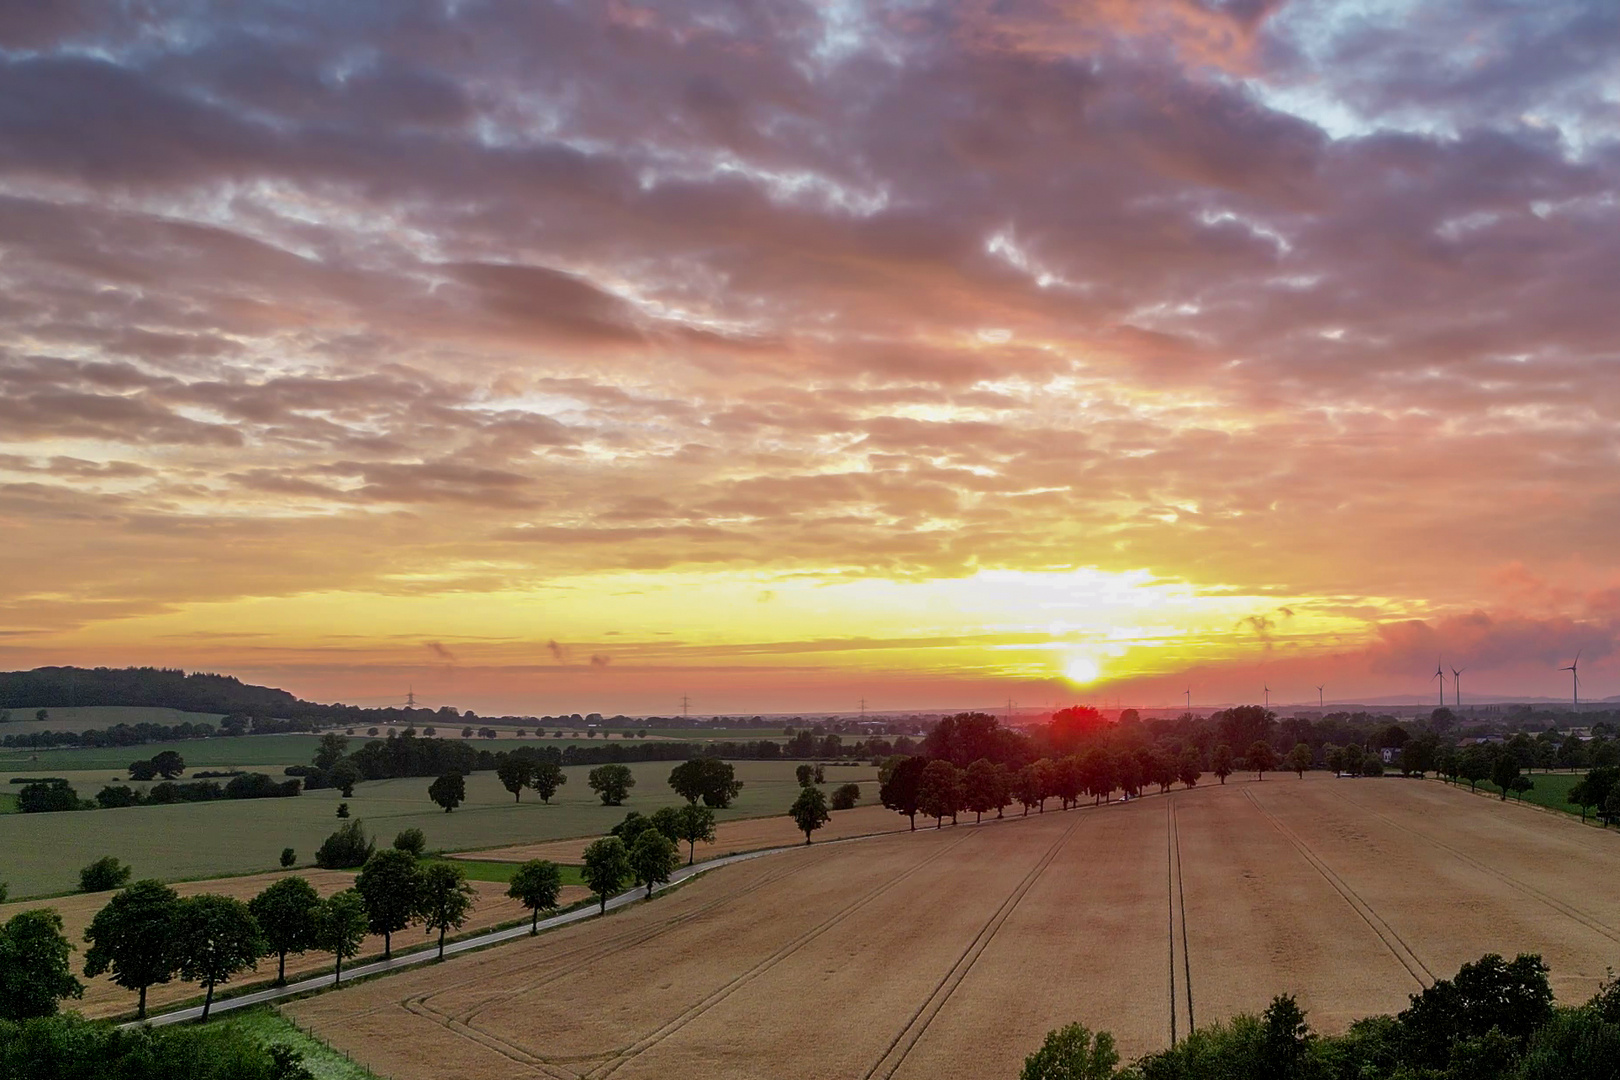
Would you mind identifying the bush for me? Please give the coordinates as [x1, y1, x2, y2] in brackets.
[393, 828, 427, 857]
[96, 785, 142, 809]
[79, 856, 132, 893]
[831, 783, 861, 810]
[279, 848, 296, 869]
[17, 781, 81, 814]
[314, 821, 374, 869]
[0, 1012, 316, 1079]
[223, 773, 301, 800]
[335, 802, 350, 819]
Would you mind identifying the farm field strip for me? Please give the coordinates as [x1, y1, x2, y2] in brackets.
[1325, 786, 1620, 947]
[860, 815, 1085, 1080]
[1244, 787, 1435, 989]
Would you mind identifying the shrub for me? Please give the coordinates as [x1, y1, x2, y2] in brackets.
[336, 802, 350, 818]
[280, 848, 296, 868]
[17, 781, 80, 814]
[831, 783, 861, 810]
[315, 820, 374, 869]
[96, 785, 142, 809]
[79, 856, 132, 893]
[393, 828, 427, 857]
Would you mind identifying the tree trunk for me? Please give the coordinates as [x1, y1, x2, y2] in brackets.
[909, 813, 915, 831]
[334, 954, 343, 986]
[278, 950, 287, 984]
[138, 985, 147, 1019]
[201, 979, 215, 1021]
[599, 894, 607, 913]
[438, 926, 446, 959]
[531, 909, 539, 935]
[688, 841, 695, 865]
[383, 930, 392, 960]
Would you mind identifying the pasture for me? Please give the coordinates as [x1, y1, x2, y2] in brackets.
[1466, 770, 1586, 816]
[287, 775, 1620, 1080]
[0, 704, 224, 736]
[0, 733, 325, 772]
[0, 759, 878, 897]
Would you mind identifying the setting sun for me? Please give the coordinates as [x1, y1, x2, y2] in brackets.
[1064, 656, 1101, 685]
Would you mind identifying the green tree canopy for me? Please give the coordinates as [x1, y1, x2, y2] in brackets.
[417, 862, 477, 960]
[918, 759, 964, 827]
[671, 803, 717, 865]
[587, 764, 635, 806]
[174, 894, 263, 1021]
[880, 755, 927, 830]
[790, 785, 831, 843]
[1286, 743, 1313, 778]
[629, 830, 680, 897]
[507, 860, 564, 934]
[428, 772, 466, 813]
[78, 856, 131, 893]
[1212, 743, 1234, 784]
[0, 909, 84, 1020]
[1019, 1022, 1119, 1080]
[83, 879, 180, 1018]
[315, 819, 374, 869]
[312, 889, 368, 986]
[355, 848, 423, 959]
[248, 876, 320, 985]
[393, 827, 427, 858]
[496, 756, 533, 802]
[529, 759, 567, 803]
[667, 757, 744, 808]
[582, 837, 631, 913]
[1248, 741, 1280, 780]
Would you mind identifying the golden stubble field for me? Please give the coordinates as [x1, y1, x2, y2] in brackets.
[285, 776, 1620, 1080]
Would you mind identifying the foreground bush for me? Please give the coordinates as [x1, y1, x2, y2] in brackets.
[0, 1013, 314, 1080]
[1027, 954, 1620, 1080]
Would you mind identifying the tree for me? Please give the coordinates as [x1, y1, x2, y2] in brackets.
[280, 847, 297, 869]
[496, 756, 533, 802]
[918, 759, 964, 827]
[428, 772, 466, 813]
[314, 732, 349, 771]
[1013, 764, 1043, 815]
[1490, 755, 1521, 801]
[879, 755, 927, 830]
[311, 889, 368, 986]
[246, 876, 319, 985]
[19, 781, 80, 813]
[1052, 755, 1085, 808]
[79, 856, 132, 893]
[175, 894, 263, 1021]
[1570, 766, 1620, 824]
[1177, 748, 1202, 789]
[668, 758, 744, 808]
[507, 860, 564, 934]
[830, 782, 861, 811]
[315, 820, 374, 869]
[1212, 744, 1234, 785]
[795, 763, 816, 787]
[1286, 743, 1313, 779]
[530, 760, 567, 803]
[418, 862, 477, 960]
[393, 827, 427, 858]
[672, 803, 717, 865]
[964, 758, 1002, 823]
[355, 848, 422, 959]
[81, 880, 179, 1016]
[790, 785, 831, 843]
[582, 837, 631, 913]
[1458, 745, 1492, 792]
[1248, 741, 1279, 781]
[335, 802, 351, 819]
[150, 750, 185, 779]
[1019, 1022, 1119, 1080]
[587, 764, 635, 806]
[629, 830, 681, 896]
[0, 909, 84, 1020]
[328, 759, 361, 798]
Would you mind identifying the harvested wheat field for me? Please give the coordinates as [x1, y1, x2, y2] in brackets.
[463, 803, 909, 866]
[0, 868, 588, 1019]
[285, 775, 1620, 1080]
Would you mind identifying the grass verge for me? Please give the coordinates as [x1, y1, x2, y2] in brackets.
[430, 857, 585, 886]
[213, 1005, 383, 1079]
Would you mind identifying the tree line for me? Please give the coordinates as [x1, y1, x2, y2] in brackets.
[1019, 952, 1613, 1080]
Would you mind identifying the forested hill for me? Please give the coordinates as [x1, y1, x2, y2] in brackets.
[0, 666, 299, 714]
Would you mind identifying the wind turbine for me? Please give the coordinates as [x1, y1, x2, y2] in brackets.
[1184, 687, 1191, 712]
[1432, 658, 1445, 708]
[1451, 666, 1465, 709]
[1263, 685, 1271, 709]
[1561, 651, 1581, 709]
[1316, 685, 1325, 709]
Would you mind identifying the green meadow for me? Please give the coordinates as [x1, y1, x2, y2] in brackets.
[0, 759, 878, 898]
[1465, 770, 1590, 817]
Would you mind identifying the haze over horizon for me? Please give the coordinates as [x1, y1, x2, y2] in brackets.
[4, 1, 1619, 715]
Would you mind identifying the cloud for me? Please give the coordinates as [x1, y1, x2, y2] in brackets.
[424, 640, 457, 663]
[590, 653, 611, 667]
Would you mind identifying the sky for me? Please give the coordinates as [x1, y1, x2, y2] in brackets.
[2, 0, 1619, 715]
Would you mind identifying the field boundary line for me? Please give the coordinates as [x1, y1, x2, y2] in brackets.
[582, 829, 984, 1080]
[860, 814, 1088, 1080]
[1243, 788, 1433, 989]
[1168, 796, 1193, 1039]
[1326, 787, 1620, 946]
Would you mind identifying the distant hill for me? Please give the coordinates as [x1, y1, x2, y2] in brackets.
[0, 666, 299, 715]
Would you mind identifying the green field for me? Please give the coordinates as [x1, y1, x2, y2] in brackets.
[0, 733, 326, 772]
[215, 1007, 383, 1080]
[0, 705, 225, 737]
[0, 792, 15, 814]
[0, 759, 878, 898]
[433, 858, 587, 887]
[1466, 770, 1588, 815]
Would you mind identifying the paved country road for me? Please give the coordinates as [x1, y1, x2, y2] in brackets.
[126, 842, 802, 1029]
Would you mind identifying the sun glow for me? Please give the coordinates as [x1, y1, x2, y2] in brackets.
[1064, 655, 1101, 685]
